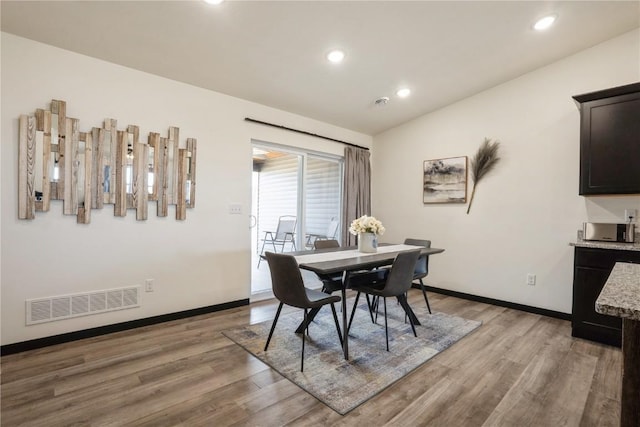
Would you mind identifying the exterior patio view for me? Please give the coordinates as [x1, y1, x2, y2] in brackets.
[251, 145, 342, 295]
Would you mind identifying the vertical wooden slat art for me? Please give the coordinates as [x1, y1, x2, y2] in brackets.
[126, 126, 140, 209]
[176, 148, 188, 220]
[186, 138, 197, 208]
[63, 118, 79, 215]
[77, 132, 93, 224]
[52, 100, 66, 138]
[52, 100, 67, 201]
[104, 119, 118, 205]
[114, 130, 127, 217]
[167, 126, 179, 205]
[53, 101, 67, 202]
[134, 142, 149, 220]
[42, 110, 52, 211]
[49, 106, 60, 201]
[35, 110, 44, 131]
[148, 132, 159, 201]
[127, 125, 139, 143]
[33, 115, 44, 213]
[34, 109, 52, 212]
[18, 100, 197, 223]
[91, 127, 104, 209]
[18, 115, 36, 219]
[157, 137, 169, 217]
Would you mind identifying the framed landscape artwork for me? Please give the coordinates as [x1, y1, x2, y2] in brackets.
[423, 156, 467, 204]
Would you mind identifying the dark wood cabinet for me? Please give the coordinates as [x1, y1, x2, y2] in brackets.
[572, 247, 640, 346]
[573, 82, 640, 195]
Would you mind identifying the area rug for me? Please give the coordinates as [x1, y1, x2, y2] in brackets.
[222, 303, 481, 415]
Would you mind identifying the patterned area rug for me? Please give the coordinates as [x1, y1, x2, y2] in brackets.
[223, 303, 481, 415]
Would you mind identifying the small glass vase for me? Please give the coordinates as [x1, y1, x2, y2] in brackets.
[358, 232, 378, 253]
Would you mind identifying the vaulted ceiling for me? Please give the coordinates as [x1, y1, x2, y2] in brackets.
[2, 1, 638, 135]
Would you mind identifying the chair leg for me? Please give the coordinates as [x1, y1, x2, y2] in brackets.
[383, 297, 389, 351]
[374, 296, 380, 324]
[347, 292, 361, 332]
[364, 294, 376, 323]
[407, 307, 417, 338]
[264, 302, 283, 351]
[330, 303, 343, 347]
[404, 292, 408, 324]
[295, 306, 321, 334]
[301, 308, 307, 372]
[420, 279, 432, 314]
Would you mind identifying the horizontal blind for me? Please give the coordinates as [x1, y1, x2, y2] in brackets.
[257, 154, 299, 245]
[305, 157, 341, 241]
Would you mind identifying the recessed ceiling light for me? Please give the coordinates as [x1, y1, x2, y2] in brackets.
[533, 14, 557, 31]
[204, 0, 224, 5]
[396, 88, 411, 98]
[327, 50, 345, 64]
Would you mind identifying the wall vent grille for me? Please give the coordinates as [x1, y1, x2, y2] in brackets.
[26, 286, 140, 325]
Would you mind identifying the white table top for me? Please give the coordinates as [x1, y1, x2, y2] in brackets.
[293, 244, 421, 264]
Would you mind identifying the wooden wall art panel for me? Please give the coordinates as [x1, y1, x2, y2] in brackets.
[17, 100, 197, 223]
[18, 115, 36, 219]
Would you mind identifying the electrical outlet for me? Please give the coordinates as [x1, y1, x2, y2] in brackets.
[229, 204, 242, 215]
[526, 274, 536, 286]
[145, 279, 154, 292]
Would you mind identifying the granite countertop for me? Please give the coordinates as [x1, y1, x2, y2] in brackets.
[570, 238, 640, 252]
[596, 262, 640, 321]
[570, 229, 640, 251]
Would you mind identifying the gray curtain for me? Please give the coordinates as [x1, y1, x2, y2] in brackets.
[341, 146, 371, 246]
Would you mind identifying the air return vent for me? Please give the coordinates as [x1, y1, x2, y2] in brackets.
[26, 286, 140, 325]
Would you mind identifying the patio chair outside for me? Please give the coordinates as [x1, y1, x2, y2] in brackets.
[257, 215, 297, 266]
[305, 217, 339, 248]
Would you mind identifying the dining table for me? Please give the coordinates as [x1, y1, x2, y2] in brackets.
[289, 243, 445, 360]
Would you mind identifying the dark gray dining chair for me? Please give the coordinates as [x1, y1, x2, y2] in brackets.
[263, 252, 343, 372]
[404, 238, 432, 314]
[348, 249, 421, 351]
[313, 239, 340, 250]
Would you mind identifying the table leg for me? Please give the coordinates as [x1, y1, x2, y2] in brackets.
[397, 296, 421, 326]
[342, 271, 351, 360]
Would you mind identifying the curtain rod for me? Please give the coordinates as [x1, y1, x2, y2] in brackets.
[244, 117, 369, 151]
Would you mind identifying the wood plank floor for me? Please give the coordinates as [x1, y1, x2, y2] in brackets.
[1, 291, 622, 426]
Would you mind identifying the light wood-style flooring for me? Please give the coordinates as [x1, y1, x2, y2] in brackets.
[1, 291, 622, 426]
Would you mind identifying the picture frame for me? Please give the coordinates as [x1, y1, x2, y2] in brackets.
[423, 156, 467, 204]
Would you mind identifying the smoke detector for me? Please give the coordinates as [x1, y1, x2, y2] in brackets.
[375, 96, 390, 106]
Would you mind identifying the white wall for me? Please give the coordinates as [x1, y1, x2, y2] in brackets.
[0, 33, 372, 345]
[372, 29, 640, 314]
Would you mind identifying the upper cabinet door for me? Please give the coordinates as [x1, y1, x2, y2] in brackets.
[573, 83, 640, 195]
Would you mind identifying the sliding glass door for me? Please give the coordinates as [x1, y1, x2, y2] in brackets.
[304, 156, 341, 248]
[251, 142, 342, 295]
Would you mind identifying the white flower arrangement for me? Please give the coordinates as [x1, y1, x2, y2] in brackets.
[348, 215, 385, 236]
